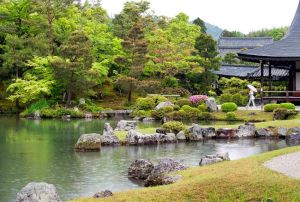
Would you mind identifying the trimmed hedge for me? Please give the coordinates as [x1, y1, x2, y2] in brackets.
[162, 121, 186, 134]
[264, 103, 296, 112]
[221, 102, 238, 112]
[219, 94, 232, 104]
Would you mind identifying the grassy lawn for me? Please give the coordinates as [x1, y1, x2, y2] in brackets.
[212, 110, 274, 122]
[115, 128, 157, 141]
[70, 146, 300, 202]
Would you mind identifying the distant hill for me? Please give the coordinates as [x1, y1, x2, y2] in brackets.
[205, 22, 223, 40]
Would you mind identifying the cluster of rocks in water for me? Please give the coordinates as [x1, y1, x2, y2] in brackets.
[128, 153, 230, 187]
[74, 120, 300, 151]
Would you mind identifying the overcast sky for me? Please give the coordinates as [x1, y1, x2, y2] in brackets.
[101, 0, 299, 33]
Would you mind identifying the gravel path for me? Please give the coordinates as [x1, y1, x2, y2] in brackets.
[264, 151, 300, 179]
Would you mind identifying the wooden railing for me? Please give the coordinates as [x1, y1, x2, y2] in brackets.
[261, 91, 300, 102]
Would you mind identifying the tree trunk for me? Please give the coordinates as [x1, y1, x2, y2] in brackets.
[66, 89, 72, 108]
[128, 86, 132, 103]
[16, 99, 20, 115]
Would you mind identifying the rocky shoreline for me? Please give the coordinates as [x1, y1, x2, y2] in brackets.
[74, 120, 300, 150]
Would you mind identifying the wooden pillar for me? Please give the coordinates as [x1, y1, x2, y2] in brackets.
[260, 61, 264, 110]
[268, 62, 272, 93]
[288, 62, 296, 91]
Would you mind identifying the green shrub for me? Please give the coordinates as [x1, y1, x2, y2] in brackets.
[21, 99, 49, 117]
[162, 121, 186, 134]
[226, 112, 237, 121]
[232, 93, 244, 106]
[162, 76, 179, 88]
[199, 112, 214, 120]
[173, 105, 180, 111]
[40, 107, 84, 118]
[83, 102, 103, 113]
[198, 103, 207, 112]
[133, 110, 151, 117]
[149, 95, 168, 105]
[161, 87, 191, 97]
[162, 106, 174, 113]
[219, 94, 232, 104]
[280, 103, 296, 110]
[264, 104, 281, 112]
[175, 99, 191, 107]
[181, 105, 201, 118]
[221, 102, 238, 112]
[40, 107, 58, 118]
[181, 105, 192, 112]
[273, 108, 298, 120]
[242, 96, 249, 106]
[136, 98, 155, 110]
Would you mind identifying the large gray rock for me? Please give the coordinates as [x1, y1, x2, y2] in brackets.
[205, 98, 218, 112]
[93, 190, 113, 199]
[115, 120, 137, 131]
[255, 128, 273, 138]
[186, 124, 216, 140]
[101, 123, 120, 145]
[165, 133, 176, 142]
[155, 101, 174, 110]
[145, 158, 187, 187]
[278, 127, 288, 137]
[128, 159, 154, 180]
[176, 131, 186, 141]
[75, 133, 101, 151]
[16, 182, 62, 202]
[216, 128, 237, 139]
[125, 130, 177, 145]
[237, 124, 256, 138]
[199, 153, 230, 166]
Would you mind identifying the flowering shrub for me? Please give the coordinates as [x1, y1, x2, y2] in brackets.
[189, 95, 208, 105]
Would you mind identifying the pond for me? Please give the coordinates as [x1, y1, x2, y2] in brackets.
[0, 116, 290, 201]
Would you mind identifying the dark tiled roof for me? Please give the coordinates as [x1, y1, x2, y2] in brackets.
[214, 65, 289, 79]
[214, 65, 258, 78]
[219, 37, 273, 49]
[238, 2, 300, 61]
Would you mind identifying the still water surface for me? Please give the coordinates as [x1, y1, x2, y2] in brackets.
[0, 116, 289, 201]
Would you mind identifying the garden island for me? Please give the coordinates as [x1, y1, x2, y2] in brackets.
[1, 0, 300, 202]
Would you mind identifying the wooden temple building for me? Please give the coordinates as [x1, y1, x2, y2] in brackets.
[238, 1, 300, 104]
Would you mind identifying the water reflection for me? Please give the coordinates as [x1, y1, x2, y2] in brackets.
[0, 116, 290, 201]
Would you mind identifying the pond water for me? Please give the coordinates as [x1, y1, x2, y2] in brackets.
[0, 116, 290, 201]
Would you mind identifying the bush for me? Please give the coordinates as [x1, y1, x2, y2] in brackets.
[133, 110, 151, 117]
[232, 93, 244, 106]
[273, 108, 298, 120]
[280, 103, 296, 110]
[226, 112, 237, 121]
[181, 105, 201, 119]
[21, 99, 49, 117]
[82, 102, 103, 113]
[162, 121, 186, 134]
[149, 95, 168, 105]
[175, 99, 192, 107]
[198, 103, 207, 112]
[264, 104, 281, 112]
[162, 76, 179, 88]
[173, 105, 180, 111]
[151, 109, 164, 120]
[199, 112, 214, 120]
[189, 95, 208, 106]
[40, 107, 85, 118]
[136, 98, 155, 110]
[219, 94, 232, 104]
[221, 102, 238, 112]
[161, 87, 191, 97]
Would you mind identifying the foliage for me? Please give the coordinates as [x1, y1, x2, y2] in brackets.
[162, 76, 179, 88]
[20, 99, 49, 117]
[221, 102, 238, 112]
[189, 95, 208, 105]
[226, 112, 237, 121]
[132, 110, 151, 118]
[247, 27, 288, 41]
[279, 103, 296, 110]
[136, 97, 155, 110]
[219, 94, 232, 104]
[232, 93, 244, 106]
[273, 108, 298, 120]
[175, 98, 192, 107]
[223, 53, 239, 65]
[162, 121, 186, 134]
[222, 30, 245, 37]
[198, 103, 208, 112]
[161, 87, 191, 97]
[264, 104, 281, 112]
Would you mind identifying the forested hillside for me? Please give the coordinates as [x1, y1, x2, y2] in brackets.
[0, 0, 220, 114]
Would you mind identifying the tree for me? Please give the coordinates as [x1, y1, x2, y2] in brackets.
[112, 0, 150, 39]
[223, 53, 239, 65]
[6, 57, 54, 106]
[193, 33, 220, 93]
[222, 30, 245, 37]
[193, 17, 207, 33]
[247, 27, 288, 41]
[50, 30, 106, 107]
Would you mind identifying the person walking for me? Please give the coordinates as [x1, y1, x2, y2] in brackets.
[246, 90, 256, 109]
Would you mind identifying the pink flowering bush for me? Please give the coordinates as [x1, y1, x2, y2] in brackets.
[189, 95, 208, 105]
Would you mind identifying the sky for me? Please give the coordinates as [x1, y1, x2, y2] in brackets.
[101, 0, 299, 34]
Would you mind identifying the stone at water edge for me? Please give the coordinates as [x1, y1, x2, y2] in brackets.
[278, 127, 288, 137]
[199, 153, 230, 166]
[74, 133, 101, 151]
[115, 120, 137, 131]
[155, 101, 174, 110]
[176, 131, 186, 141]
[128, 159, 154, 180]
[255, 128, 273, 137]
[187, 124, 204, 141]
[216, 128, 237, 139]
[145, 158, 187, 187]
[236, 124, 256, 138]
[101, 123, 120, 145]
[206, 98, 218, 112]
[16, 182, 62, 202]
[93, 190, 113, 199]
